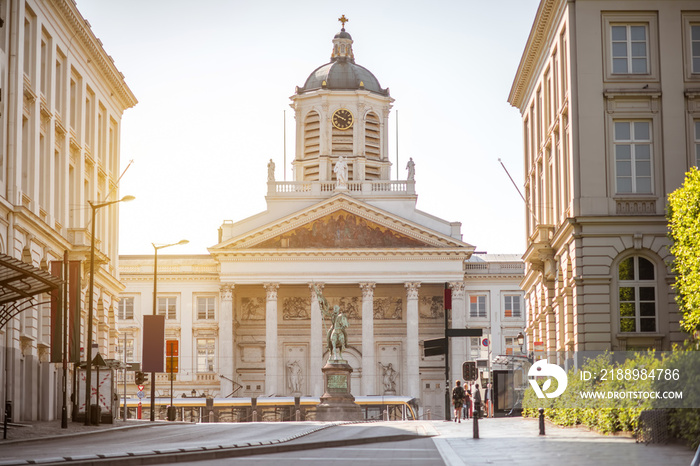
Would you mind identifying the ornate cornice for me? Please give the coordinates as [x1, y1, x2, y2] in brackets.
[52, 0, 138, 110]
[508, 0, 564, 109]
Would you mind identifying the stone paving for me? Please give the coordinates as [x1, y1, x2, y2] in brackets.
[430, 417, 696, 466]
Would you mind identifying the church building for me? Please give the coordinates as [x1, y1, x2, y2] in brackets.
[119, 19, 525, 419]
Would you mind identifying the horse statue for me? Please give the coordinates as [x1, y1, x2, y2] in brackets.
[328, 312, 349, 362]
[313, 284, 350, 363]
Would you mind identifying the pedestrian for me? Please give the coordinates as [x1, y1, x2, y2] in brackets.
[473, 383, 482, 419]
[463, 383, 472, 419]
[485, 383, 493, 418]
[452, 380, 465, 423]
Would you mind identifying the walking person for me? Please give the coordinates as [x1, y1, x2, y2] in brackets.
[485, 383, 493, 418]
[463, 384, 472, 419]
[452, 380, 466, 423]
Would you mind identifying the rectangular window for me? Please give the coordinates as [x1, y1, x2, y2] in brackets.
[611, 24, 648, 74]
[614, 121, 652, 194]
[118, 297, 134, 320]
[116, 337, 134, 362]
[469, 295, 487, 318]
[504, 295, 521, 318]
[469, 337, 482, 360]
[197, 296, 216, 320]
[692, 25, 700, 73]
[197, 339, 215, 372]
[157, 297, 177, 320]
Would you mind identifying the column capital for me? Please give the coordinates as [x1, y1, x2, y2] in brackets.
[449, 281, 466, 295]
[219, 284, 234, 301]
[264, 283, 280, 300]
[359, 282, 375, 298]
[404, 282, 421, 299]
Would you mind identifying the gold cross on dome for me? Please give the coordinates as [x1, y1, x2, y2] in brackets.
[338, 15, 349, 29]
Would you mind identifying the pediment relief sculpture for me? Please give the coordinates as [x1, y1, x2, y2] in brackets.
[252, 210, 430, 249]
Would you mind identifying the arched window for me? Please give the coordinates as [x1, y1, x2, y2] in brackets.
[618, 256, 656, 332]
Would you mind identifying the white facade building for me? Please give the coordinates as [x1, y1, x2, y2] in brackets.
[0, 0, 136, 421]
[119, 24, 525, 419]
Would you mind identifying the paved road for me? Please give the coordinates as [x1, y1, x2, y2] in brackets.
[0, 418, 695, 466]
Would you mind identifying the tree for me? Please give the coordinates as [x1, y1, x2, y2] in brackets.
[667, 167, 700, 334]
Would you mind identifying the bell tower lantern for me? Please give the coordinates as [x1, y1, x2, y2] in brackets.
[290, 16, 394, 183]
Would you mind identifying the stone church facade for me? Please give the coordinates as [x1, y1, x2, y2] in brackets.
[118, 23, 525, 418]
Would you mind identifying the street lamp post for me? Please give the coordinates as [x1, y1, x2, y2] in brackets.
[516, 331, 525, 354]
[85, 195, 134, 426]
[150, 239, 188, 422]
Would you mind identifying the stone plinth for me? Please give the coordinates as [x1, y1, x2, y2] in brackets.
[316, 361, 362, 421]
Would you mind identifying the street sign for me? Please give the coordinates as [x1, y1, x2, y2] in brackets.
[482, 338, 489, 347]
[137, 390, 145, 399]
[446, 328, 483, 337]
[423, 337, 446, 357]
[137, 384, 144, 392]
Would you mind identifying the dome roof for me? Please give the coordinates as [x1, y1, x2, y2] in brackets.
[296, 26, 389, 96]
[299, 60, 388, 96]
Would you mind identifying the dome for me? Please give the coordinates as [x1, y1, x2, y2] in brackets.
[298, 61, 388, 96]
[296, 26, 389, 96]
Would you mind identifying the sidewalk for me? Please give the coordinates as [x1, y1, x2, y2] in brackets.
[430, 417, 696, 466]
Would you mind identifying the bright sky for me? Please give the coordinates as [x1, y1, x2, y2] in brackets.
[76, 0, 540, 256]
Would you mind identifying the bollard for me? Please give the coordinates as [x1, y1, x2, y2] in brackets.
[209, 411, 214, 423]
[252, 410, 258, 422]
[383, 409, 389, 421]
[296, 409, 300, 422]
[538, 408, 545, 435]
[427, 409, 431, 420]
[473, 401, 480, 439]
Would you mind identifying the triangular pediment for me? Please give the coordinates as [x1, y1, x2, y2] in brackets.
[254, 209, 431, 248]
[211, 194, 472, 251]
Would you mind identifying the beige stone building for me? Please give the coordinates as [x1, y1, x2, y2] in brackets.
[508, 0, 698, 354]
[0, 0, 136, 421]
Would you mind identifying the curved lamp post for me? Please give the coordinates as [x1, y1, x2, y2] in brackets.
[150, 239, 188, 422]
[85, 195, 134, 426]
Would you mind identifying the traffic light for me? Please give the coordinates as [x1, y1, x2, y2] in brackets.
[462, 361, 478, 381]
[135, 371, 144, 385]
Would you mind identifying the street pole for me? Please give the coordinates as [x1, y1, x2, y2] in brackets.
[150, 239, 188, 422]
[169, 341, 174, 421]
[85, 203, 97, 426]
[61, 251, 68, 428]
[444, 283, 451, 421]
[84, 196, 134, 426]
[150, 247, 158, 422]
[123, 335, 127, 421]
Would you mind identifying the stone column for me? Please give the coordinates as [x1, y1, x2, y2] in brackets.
[449, 282, 467, 384]
[219, 284, 234, 397]
[264, 283, 279, 395]
[309, 283, 324, 396]
[405, 282, 421, 399]
[359, 282, 375, 395]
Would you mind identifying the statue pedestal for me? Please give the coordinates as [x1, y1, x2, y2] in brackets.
[316, 361, 362, 421]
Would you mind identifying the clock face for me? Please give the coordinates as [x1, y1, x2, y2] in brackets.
[332, 108, 354, 130]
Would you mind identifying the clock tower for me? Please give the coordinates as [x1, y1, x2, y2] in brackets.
[291, 17, 394, 183]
